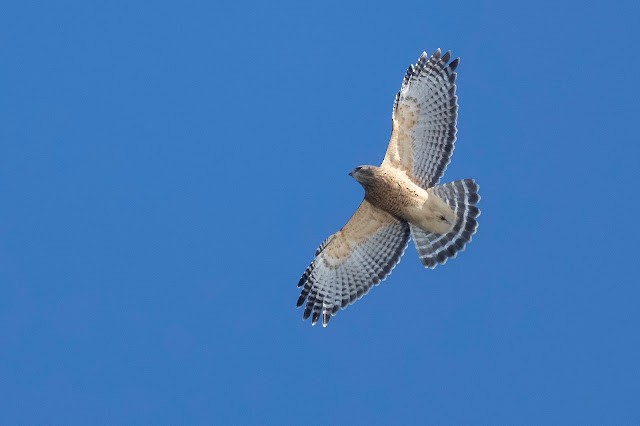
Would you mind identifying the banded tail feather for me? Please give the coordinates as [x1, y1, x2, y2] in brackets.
[411, 179, 480, 268]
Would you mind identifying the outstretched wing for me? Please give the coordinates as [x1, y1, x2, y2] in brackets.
[382, 49, 459, 189]
[297, 200, 410, 327]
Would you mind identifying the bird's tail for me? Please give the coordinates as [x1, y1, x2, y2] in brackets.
[411, 179, 480, 268]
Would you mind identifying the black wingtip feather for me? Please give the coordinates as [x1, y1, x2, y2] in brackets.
[322, 312, 331, 327]
[296, 294, 306, 308]
[297, 275, 308, 288]
[311, 311, 320, 325]
[303, 304, 312, 320]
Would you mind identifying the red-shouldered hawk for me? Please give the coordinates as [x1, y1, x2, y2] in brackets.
[297, 49, 480, 327]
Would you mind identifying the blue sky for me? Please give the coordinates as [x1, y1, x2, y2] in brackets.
[1, 0, 639, 423]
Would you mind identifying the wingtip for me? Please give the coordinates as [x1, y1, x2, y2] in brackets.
[303, 304, 312, 320]
[296, 295, 306, 308]
[322, 314, 330, 327]
[449, 57, 460, 71]
[311, 310, 320, 325]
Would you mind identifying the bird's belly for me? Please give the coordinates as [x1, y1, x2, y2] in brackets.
[364, 173, 428, 222]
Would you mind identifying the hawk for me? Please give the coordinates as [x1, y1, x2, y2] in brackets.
[296, 49, 480, 327]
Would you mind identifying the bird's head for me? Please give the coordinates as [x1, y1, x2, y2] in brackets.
[349, 165, 376, 186]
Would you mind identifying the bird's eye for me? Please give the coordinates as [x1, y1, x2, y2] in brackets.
[439, 215, 446, 221]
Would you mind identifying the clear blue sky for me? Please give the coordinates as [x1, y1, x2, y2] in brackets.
[1, 0, 639, 423]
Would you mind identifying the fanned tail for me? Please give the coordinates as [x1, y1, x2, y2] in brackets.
[411, 179, 480, 268]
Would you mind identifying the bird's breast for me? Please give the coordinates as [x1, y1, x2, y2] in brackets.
[364, 169, 428, 221]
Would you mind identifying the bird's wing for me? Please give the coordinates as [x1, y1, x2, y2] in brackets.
[382, 49, 459, 188]
[297, 200, 410, 326]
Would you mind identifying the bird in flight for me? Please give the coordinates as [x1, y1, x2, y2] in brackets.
[296, 49, 480, 327]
